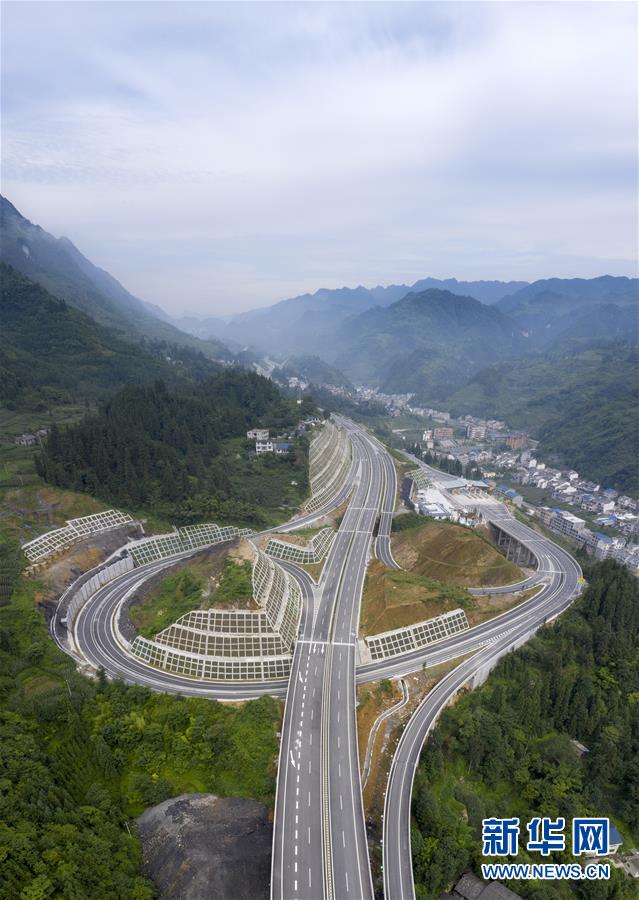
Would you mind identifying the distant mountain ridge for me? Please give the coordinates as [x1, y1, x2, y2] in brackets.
[0, 196, 232, 361]
[168, 277, 529, 354]
[495, 276, 638, 348]
[325, 288, 528, 393]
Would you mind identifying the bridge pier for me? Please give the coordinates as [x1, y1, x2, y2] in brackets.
[488, 523, 537, 568]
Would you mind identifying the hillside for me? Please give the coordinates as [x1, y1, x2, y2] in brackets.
[273, 355, 354, 390]
[37, 371, 314, 525]
[496, 276, 638, 348]
[173, 279, 528, 356]
[0, 265, 213, 408]
[359, 517, 524, 637]
[391, 518, 523, 588]
[329, 288, 527, 392]
[446, 343, 639, 492]
[411, 561, 639, 899]
[0, 196, 231, 360]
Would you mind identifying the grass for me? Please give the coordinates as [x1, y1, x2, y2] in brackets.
[360, 519, 528, 637]
[213, 557, 253, 605]
[0, 403, 87, 491]
[391, 518, 524, 588]
[131, 569, 206, 638]
[130, 548, 255, 638]
[360, 560, 472, 636]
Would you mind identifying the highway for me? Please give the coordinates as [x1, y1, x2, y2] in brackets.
[382, 457, 583, 900]
[58, 423, 584, 900]
[272, 424, 391, 900]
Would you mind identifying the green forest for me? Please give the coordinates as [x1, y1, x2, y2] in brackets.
[0, 567, 282, 899]
[0, 265, 226, 410]
[35, 370, 315, 525]
[411, 561, 639, 899]
[441, 343, 639, 493]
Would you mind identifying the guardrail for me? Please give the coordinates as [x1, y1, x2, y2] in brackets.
[266, 527, 335, 564]
[128, 547, 303, 682]
[22, 508, 134, 564]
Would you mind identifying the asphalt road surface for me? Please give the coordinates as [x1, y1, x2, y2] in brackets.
[58, 424, 584, 900]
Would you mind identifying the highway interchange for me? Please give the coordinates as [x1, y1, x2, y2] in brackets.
[57, 420, 583, 900]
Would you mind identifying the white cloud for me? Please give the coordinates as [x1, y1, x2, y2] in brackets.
[2, 1, 636, 313]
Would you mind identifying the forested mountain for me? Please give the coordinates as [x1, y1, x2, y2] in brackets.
[328, 289, 527, 393]
[172, 279, 528, 355]
[0, 196, 231, 361]
[443, 343, 639, 492]
[37, 372, 313, 524]
[496, 276, 638, 348]
[273, 355, 354, 390]
[0, 265, 223, 409]
[412, 561, 639, 899]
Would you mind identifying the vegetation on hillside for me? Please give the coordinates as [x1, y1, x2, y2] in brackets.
[391, 518, 523, 588]
[0, 196, 231, 361]
[360, 560, 472, 636]
[0, 571, 282, 899]
[331, 288, 527, 395]
[36, 371, 315, 525]
[411, 561, 639, 899]
[443, 343, 639, 492]
[0, 264, 197, 409]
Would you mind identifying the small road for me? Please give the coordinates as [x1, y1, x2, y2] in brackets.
[360, 678, 409, 791]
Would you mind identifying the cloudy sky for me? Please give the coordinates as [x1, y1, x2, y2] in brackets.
[2, 1, 637, 315]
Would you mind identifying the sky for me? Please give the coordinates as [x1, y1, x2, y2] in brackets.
[2, 1, 637, 316]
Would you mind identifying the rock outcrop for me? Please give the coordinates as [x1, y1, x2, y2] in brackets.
[136, 794, 272, 899]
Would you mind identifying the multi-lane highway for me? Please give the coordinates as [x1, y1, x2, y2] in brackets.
[272, 424, 395, 900]
[382, 456, 583, 900]
[56, 422, 584, 900]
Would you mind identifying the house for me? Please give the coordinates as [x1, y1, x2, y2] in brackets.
[14, 433, 37, 446]
[247, 428, 270, 441]
[581, 824, 623, 857]
[255, 440, 274, 454]
[274, 442, 292, 455]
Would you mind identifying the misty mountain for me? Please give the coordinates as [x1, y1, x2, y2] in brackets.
[273, 355, 354, 391]
[1, 265, 221, 409]
[170, 278, 529, 357]
[0, 196, 232, 361]
[443, 341, 639, 493]
[495, 276, 638, 347]
[327, 288, 527, 394]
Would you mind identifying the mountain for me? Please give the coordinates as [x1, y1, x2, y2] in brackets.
[326, 288, 527, 394]
[0, 265, 221, 409]
[388, 277, 528, 305]
[37, 370, 313, 523]
[444, 342, 639, 492]
[496, 276, 638, 347]
[0, 196, 232, 360]
[273, 355, 354, 391]
[172, 279, 528, 357]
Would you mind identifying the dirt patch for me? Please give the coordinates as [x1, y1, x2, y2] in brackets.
[136, 794, 271, 900]
[392, 519, 523, 588]
[34, 524, 142, 614]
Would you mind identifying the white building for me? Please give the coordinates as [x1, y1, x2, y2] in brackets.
[247, 428, 270, 441]
[255, 440, 274, 454]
